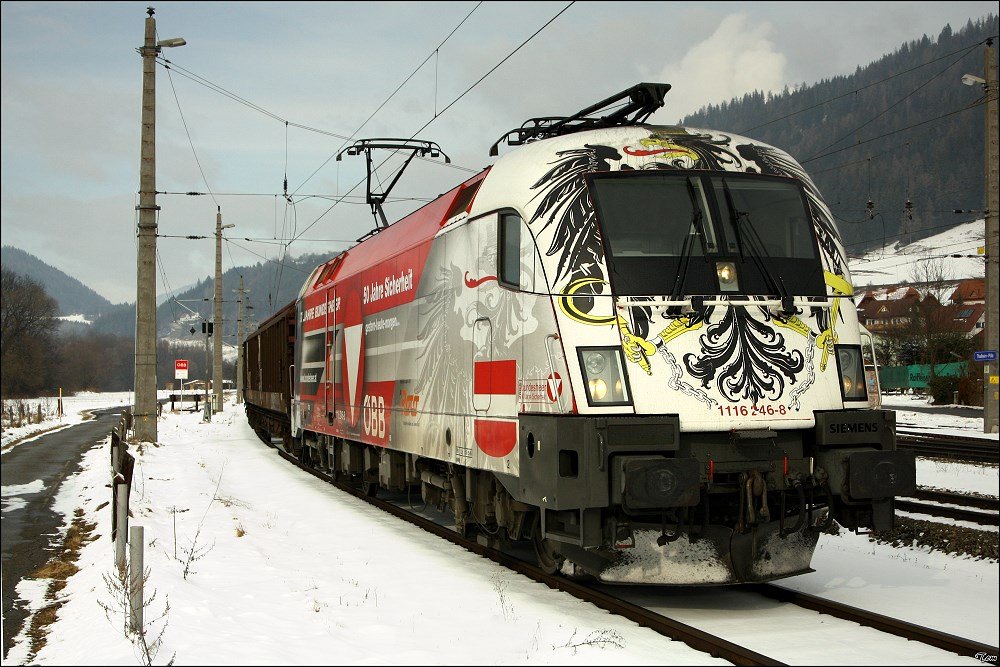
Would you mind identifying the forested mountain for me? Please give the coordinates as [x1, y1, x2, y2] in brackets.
[680, 15, 998, 256]
[89, 252, 331, 339]
[0, 246, 113, 317]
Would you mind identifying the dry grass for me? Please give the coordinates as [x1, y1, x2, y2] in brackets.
[24, 509, 98, 661]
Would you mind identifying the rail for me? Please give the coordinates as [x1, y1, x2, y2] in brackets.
[896, 430, 999, 464]
[259, 437, 1000, 664]
[749, 584, 999, 660]
[266, 443, 782, 666]
[895, 488, 1000, 526]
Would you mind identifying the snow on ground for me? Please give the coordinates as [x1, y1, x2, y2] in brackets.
[848, 218, 985, 288]
[55, 314, 92, 325]
[5, 402, 725, 666]
[1, 391, 135, 451]
[882, 394, 991, 439]
[917, 458, 998, 498]
[3, 393, 997, 665]
[779, 527, 997, 647]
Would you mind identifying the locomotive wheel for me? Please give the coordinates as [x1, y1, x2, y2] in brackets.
[363, 481, 378, 497]
[532, 523, 565, 575]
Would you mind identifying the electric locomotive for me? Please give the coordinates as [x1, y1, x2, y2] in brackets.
[243, 83, 915, 584]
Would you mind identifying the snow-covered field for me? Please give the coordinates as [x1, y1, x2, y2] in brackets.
[1, 392, 136, 451]
[2, 392, 997, 665]
[848, 218, 985, 289]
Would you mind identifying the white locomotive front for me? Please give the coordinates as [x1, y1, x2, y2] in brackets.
[253, 84, 916, 584]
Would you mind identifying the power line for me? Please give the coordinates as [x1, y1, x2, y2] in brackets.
[156, 55, 478, 176]
[291, 1, 484, 196]
[161, 49, 218, 207]
[156, 190, 440, 201]
[410, 1, 576, 139]
[803, 44, 980, 161]
[727, 35, 998, 135]
[801, 98, 987, 164]
[287, 1, 576, 247]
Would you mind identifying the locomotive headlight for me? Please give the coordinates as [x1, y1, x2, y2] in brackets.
[716, 261, 740, 292]
[835, 345, 868, 402]
[584, 351, 607, 375]
[578, 347, 632, 406]
[589, 378, 608, 399]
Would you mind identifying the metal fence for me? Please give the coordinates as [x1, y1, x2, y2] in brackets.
[109, 409, 145, 632]
[879, 362, 968, 390]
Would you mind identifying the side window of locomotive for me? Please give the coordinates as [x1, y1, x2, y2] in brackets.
[499, 213, 521, 289]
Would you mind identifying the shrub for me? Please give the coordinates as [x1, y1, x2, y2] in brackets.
[927, 375, 960, 405]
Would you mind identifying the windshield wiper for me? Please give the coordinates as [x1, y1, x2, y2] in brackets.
[720, 178, 793, 309]
[668, 178, 710, 303]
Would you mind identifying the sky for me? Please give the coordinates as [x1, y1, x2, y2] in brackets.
[1, 392, 996, 664]
[1, 1, 997, 312]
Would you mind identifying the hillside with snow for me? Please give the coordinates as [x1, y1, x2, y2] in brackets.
[848, 218, 985, 291]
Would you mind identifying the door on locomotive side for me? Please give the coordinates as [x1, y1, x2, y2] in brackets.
[324, 285, 337, 424]
[469, 212, 520, 473]
[859, 324, 882, 409]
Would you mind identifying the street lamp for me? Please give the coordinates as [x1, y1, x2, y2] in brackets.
[135, 7, 185, 443]
[214, 208, 235, 414]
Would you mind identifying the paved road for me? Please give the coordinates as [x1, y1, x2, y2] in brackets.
[0, 407, 122, 659]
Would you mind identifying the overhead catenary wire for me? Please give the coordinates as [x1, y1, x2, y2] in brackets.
[800, 97, 987, 164]
[291, 1, 484, 197]
[727, 35, 998, 135]
[161, 45, 218, 208]
[287, 1, 577, 248]
[803, 43, 980, 161]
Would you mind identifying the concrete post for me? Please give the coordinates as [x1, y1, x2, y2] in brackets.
[214, 208, 225, 414]
[129, 525, 144, 634]
[134, 8, 159, 443]
[983, 41, 999, 434]
[115, 479, 128, 571]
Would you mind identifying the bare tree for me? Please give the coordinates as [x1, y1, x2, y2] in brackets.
[908, 251, 951, 303]
[1, 268, 58, 394]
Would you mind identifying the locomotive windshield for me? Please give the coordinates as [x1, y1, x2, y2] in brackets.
[589, 172, 825, 296]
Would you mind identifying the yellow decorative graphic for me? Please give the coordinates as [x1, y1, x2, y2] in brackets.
[617, 315, 704, 376]
[772, 314, 811, 338]
[618, 315, 655, 374]
[657, 316, 704, 346]
[623, 131, 700, 165]
[558, 277, 616, 325]
[817, 271, 854, 371]
[823, 271, 854, 297]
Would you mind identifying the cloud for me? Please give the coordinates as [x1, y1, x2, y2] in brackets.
[653, 13, 788, 121]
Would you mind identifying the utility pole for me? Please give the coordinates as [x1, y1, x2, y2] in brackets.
[214, 208, 234, 413]
[235, 276, 249, 405]
[984, 40, 999, 434]
[134, 8, 184, 443]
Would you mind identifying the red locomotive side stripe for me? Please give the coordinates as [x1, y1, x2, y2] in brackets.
[473, 360, 517, 396]
[474, 419, 517, 458]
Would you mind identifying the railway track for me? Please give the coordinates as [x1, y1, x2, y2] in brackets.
[270, 444, 779, 665]
[264, 440, 998, 665]
[896, 488, 1000, 526]
[896, 430, 999, 464]
[748, 584, 998, 659]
